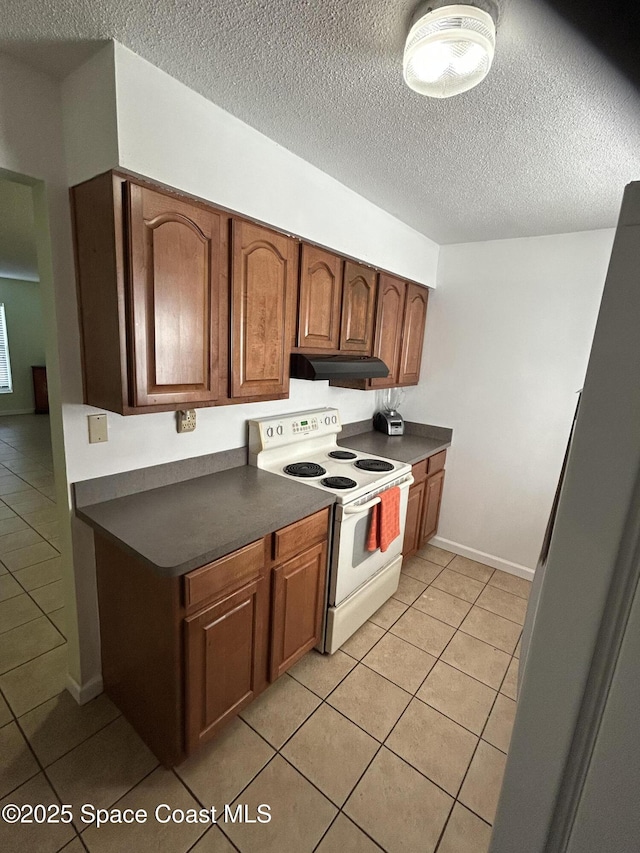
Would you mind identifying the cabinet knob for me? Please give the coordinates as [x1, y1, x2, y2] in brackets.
[276, 425, 283, 436]
[266, 427, 274, 438]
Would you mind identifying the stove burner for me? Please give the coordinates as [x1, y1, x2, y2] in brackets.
[321, 476, 358, 490]
[328, 450, 358, 460]
[354, 458, 395, 473]
[284, 462, 326, 478]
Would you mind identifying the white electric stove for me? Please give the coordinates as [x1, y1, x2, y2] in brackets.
[248, 408, 413, 653]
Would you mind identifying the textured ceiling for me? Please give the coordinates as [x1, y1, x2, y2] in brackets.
[0, 178, 38, 281]
[1, 0, 639, 243]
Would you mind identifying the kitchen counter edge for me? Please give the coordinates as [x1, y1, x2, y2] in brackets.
[339, 422, 452, 465]
[76, 465, 335, 578]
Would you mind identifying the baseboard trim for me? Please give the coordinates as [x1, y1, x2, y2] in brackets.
[430, 536, 536, 581]
[0, 409, 36, 416]
[66, 673, 103, 705]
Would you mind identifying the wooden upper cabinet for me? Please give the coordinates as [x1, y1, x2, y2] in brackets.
[127, 184, 227, 407]
[340, 261, 377, 354]
[231, 220, 298, 398]
[369, 274, 407, 388]
[398, 283, 429, 385]
[71, 173, 229, 414]
[297, 245, 342, 351]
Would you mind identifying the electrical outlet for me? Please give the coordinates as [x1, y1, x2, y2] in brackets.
[177, 409, 197, 433]
[88, 414, 108, 443]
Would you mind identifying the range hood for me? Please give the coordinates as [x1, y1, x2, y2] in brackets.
[290, 354, 389, 381]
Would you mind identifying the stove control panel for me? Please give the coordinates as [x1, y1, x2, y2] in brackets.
[293, 416, 318, 435]
[248, 408, 342, 458]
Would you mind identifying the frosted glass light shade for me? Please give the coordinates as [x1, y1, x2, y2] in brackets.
[403, 5, 496, 98]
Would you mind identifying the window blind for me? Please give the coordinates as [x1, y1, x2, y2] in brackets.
[0, 304, 13, 393]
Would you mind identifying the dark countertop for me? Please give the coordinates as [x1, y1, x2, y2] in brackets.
[77, 466, 335, 578]
[339, 428, 451, 466]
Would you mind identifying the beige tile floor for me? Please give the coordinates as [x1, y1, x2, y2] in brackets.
[0, 415, 531, 853]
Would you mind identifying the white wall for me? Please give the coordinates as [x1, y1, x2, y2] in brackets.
[61, 44, 119, 187]
[112, 43, 438, 288]
[0, 277, 46, 414]
[0, 51, 95, 695]
[59, 42, 440, 484]
[404, 229, 615, 573]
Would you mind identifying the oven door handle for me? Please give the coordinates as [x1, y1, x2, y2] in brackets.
[343, 475, 415, 515]
[344, 496, 381, 515]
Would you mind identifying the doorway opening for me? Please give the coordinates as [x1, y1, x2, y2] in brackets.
[0, 173, 68, 728]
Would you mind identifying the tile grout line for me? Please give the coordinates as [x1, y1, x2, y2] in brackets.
[15, 701, 121, 760]
[0, 626, 66, 677]
[440, 638, 519, 836]
[174, 773, 243, 853]
[272, 564, 520, 849]
[326, 553, 509, 850]
[404, 557, 530, 604]
[8, 561, 66, 633]
[0, 566, 64, 633]
[329, 558, 523, 847]
[0, 437, 66, 687]
[71, 762, 161, 838]
[183, 823, 241, 853]
[432, 798, 458, 853]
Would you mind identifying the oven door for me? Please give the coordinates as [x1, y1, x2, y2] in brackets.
[329, 476, 412, 606]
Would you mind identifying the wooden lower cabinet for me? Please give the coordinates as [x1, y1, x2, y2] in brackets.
[402, 479, 425, 556]
[270, 541, 327, 680]
[185, 577, 267, 752]
[94, 507, 330, 767]
[402, 451, 446, 558]
[422, 469, 445, 544]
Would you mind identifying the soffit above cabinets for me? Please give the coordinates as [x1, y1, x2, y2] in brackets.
[2, 0, 640, 244]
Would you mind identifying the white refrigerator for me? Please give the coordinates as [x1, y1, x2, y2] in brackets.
[490, 180, 640, 853]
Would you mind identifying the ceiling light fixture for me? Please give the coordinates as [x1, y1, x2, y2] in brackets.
[403, 1, 497, 99]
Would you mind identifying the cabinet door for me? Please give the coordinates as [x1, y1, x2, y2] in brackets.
[127, 183, 226, 407]
[270, 541, 327, 680]
[231, 220, 297, 398]
[398, 283, 429, 386]
[421, 470, 445, 545]
[340, 262, 377, 354]
[185, 578, 267, 752]
[402, 480, 425, 558]
[297, 245, 342, 351]
[369, 274, 407, 388]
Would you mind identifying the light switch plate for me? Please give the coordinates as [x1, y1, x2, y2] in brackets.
[88, 414, 108, 443]
[177, 410, 197, 433]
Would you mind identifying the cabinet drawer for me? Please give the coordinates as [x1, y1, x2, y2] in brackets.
[273, 508, 330, 563]
[184, 539, 265, 609]
[412, 459, 428, 483]
[427, 450, 447, 475]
